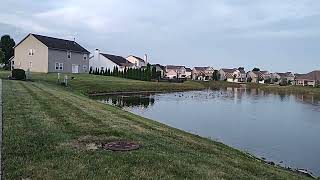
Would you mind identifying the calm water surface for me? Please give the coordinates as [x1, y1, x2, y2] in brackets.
[95, 88, 320, 175]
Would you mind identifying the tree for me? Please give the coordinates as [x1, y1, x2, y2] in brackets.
[252, 68, 260, 72]
[212, 70, 219, 81]
[89, 66, 93, 74]
[0, 49, 4, 66]
[0, 35, 15, 67]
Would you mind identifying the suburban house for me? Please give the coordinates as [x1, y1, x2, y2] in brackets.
[295, 70, 320, 87]
[150, 64, 165, 78]
[219, 68, 241, 82]
[10, 33, 90, 73]
[89, 49, 135, 72]
[185, 68, 192, 79]
[247, 70, 271, 83]
[126, 55, 147, 68]
[238, 67, 247, 82]
[271, 72, 295, 84]
[164, 65, 187, 79]
[192, 67, 214, 81]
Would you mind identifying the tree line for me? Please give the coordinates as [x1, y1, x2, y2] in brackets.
[89, 64, 161, 81]
[0, 35, 16, 69]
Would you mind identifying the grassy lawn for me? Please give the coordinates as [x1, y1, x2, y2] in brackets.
[1, 70, 314, 179]
[2, 79, 313, 179]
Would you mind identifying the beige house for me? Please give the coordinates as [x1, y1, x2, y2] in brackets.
[271, 72, 295, 84]
[219, 68, 241, 82]
[164, 65, 187, 79]
[11, 33, 90, 73]
[295, 70, 320, 87]
[247, 70, 271, 84]
[126, 55, 147, 68]
[192, 67, 214, 81]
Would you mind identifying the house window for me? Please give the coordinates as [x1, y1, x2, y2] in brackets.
[11, 61, 14, 70]
[83, 65, 87, 70]
[28, 49, 34, 56]
[101, 67, 104, 71]
[83, 54, 87, 60]
[67, 51, 72, 59]
[55, 62, 63, 70]
[29, 61, 32, 69]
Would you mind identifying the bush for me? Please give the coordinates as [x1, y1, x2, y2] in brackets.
[12, 69, 26, 80]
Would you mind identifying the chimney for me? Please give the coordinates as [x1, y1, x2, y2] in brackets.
[144, 54, 148, 64]
[73, 37, 76, 44]
[95, 49, 100, 61]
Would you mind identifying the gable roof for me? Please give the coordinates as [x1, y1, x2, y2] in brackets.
[276, 72, 294, 78]
[194, 67, 212, 71]
[101, 53, 134, 66]
[30, 34, 89, 53]
[166, 65, 185, 70]
[186, 68, 192, 72]
[238, 68, 245, 74]
[295, 70, 320, 81]
[221, 68, 237, 73]
[128, 55, 145, 62]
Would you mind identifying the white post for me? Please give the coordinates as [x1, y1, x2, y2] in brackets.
[57, 73, 60, 83]
[64, 75, 68, 86]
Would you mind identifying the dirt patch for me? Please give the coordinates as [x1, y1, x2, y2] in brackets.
[65, 136, 142, 152]
[103, 141, 141, 151]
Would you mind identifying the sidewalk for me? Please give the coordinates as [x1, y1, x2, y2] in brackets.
[0, 79, 3, 180]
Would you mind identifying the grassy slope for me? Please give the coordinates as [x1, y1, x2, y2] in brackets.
[2, 77, 313, 179]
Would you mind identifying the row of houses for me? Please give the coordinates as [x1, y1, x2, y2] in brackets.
[9, 33, 320, 87]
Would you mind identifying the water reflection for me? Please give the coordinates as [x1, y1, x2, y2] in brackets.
[95, 88, 320, 175]
[95, 95, 155, 108]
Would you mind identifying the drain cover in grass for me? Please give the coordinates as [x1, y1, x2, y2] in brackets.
[104, 141, 141, 151]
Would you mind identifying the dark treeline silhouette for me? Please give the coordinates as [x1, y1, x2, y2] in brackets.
[89, 64, 161, 81]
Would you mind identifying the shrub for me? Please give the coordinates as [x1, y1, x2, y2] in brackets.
[12, 69, 26, 80]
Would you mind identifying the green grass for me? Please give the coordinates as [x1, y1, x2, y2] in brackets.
[1, 71, 315, 179]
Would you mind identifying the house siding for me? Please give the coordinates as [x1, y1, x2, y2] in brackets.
[48, 49, 89, 73]
[13, 34, 49, 73]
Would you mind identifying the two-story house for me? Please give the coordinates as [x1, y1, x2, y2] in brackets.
[219, 68, 241, 82]
[164, 65, 187, 79]
[89, 49, 135, 72]
[126, 55, 147, 68]
[11, 33, 90, 73]
[192, 67, 214, 81]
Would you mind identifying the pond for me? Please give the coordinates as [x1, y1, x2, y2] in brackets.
[94, 88, 320, 175]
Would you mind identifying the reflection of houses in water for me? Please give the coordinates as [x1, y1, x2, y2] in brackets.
[295, 94, 320, 105]
[103, 95, 155, 108]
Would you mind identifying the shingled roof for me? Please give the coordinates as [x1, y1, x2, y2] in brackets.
[101, 53, 134, 66]
[28, 34, 90, 53]
[221, 68, 237, 73]
[295, 70, 320, 81]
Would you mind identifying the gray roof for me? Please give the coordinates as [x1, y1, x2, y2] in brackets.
[166, 65, 185, 70]
[101, 53, 134, 66]
[276, 72, 294, 78]
[31, 34, 89, 53]
[129, 55, 145, 62]
[221, 68, 237, 73]
[295, 70, 320, 81]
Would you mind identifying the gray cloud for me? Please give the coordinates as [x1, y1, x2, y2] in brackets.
[1, 0, 320, 73]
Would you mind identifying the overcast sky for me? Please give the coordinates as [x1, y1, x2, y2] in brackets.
[1, 0, 319, 73]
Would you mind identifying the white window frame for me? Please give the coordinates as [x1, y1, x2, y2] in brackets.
[67, 51, 72, 59]
[55, 62, 63, 70]
[83, 54, 87, 60]
[11, 60, 14, 70]
[83, 65, 87, 70]
[29, 61, 32, 69]
[28, 49, 34, 56]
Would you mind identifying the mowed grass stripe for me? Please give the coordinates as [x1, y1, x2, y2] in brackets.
[2, 79, 313, 179]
